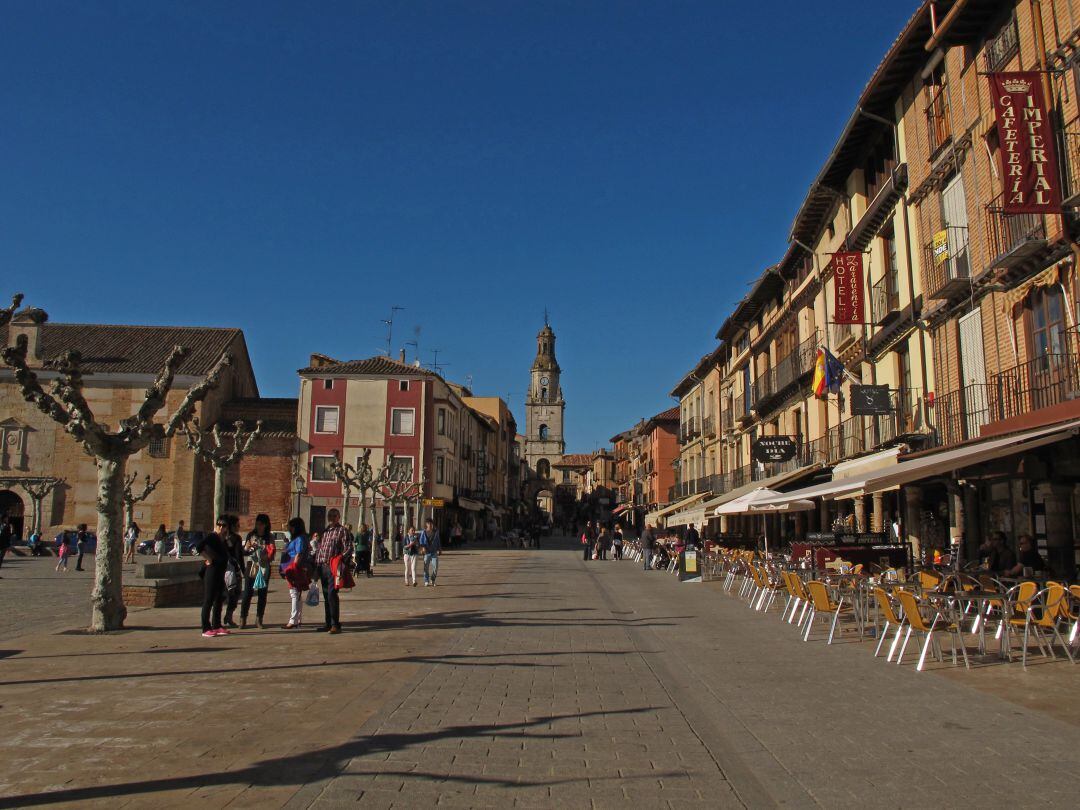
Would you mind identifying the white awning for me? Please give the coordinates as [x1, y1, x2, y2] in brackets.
[666, 505, 707, 527]
[457, 497, 484, 511]
[702, 463, 823, 514]
[654, 492, 706, 519]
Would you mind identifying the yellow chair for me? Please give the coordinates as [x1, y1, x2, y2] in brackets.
[788, 574, 813, 626]
[802, 580, 852, 644]
[872, 586, 905, 661]
[895, 589, 969, 671]
[1014, 582, 1076, 668]
[997, 580, 1038, 655]
[917, 569, 944, 593]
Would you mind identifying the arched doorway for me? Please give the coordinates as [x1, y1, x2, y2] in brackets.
[535, 489, 554, 526]
[0, 490, 26, 539]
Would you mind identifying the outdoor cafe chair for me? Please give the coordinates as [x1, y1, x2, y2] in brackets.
[895, 589, 970, 672]
[788, 573, 813, 627]
[780, 570, 802, 622]
[995, 581, 1038, 652]
[802, 580, 852, 645]
[1014, 583, 1076, 668]
[1066, 585, 1080, 645]
[871, 586, 905, 661]
[916, 569, 944, 594]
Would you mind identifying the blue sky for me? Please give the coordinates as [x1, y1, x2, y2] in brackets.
[2, 1, 916, 451]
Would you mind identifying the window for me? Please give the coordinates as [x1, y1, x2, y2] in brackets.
[437, 408, 446, 436]
[925, 63, 950, 155]
[562, 470, 570, 483]
[398, 380, 409, 391]
[391, 408, 415, 435]
[537, 459, 551, 479]
[323, 379, 334, 390]
[538, 424, 549, 440]
[436, 456, 444, 484]
[224, 485, 250, 515]
[311, 456, 336, 482]
[541, 387, 547, 400]
[389, 455, 414, 481]
[1031, 287, 1066, 363]
[897, 343, 913, 395]
[315, 406, 339, 434]
[148, 436, 169, 458]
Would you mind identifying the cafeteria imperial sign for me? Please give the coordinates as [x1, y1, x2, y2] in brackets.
[989, 71, 1062, 214]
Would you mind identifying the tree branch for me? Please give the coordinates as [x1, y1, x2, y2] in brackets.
[163, 351, 232, 436]
[0, 293, 23, 328]
[122, 473, 161, 506]
[131, 345, 188, 428]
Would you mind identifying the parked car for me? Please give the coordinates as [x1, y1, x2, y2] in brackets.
[138, 530, 205, 556]
[271, 530, 289, 552]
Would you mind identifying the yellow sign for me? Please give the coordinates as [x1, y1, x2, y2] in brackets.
[932, 229, 950, 266]
[684, 551, 698, 573]
[422, 498, 445, 507]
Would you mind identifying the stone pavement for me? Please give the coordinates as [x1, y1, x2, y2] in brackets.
[1, 539, 1079, 808]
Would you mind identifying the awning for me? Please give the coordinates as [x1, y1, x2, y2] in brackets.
[654, 492, 707, 519]
[831, 446, 901, 480]
[666, 505, 707, 527]
[714, 487, 815, 516]
[612, 503, 631, 515]
[703, 463, 824, 514]
[457, 497, 484, 512]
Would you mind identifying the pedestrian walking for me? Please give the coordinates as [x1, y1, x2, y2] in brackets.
[55, 534, 71, 572]
[314, 508, 352, 634]
[612, 525, 624, 560]
[123, 521, 139, 564]
[153, 523, 167, 562]
[240, 513, 275, 629]
[420, 519, 441, 586]
[641, 524, 657, 571]
[196, 517, 230, 637]
[74, 523, 89, 570]
[402, 524, 420, 586]
[596, 525, 611, 560]
[222, 515, 245, 628]
[280, 517, 312, 629]
[582, 520, 596, 561]
[172, 520, 187, 558]
[0, 515, 11, 573]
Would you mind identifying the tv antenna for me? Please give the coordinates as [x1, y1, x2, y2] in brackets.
[382, 305, 404, 356]
[405, 340, 418, 364]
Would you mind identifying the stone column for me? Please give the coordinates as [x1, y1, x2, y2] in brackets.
[853, 496, 867, 534]
[904, 485, 923, 563]
[719, 515, 729, 534]
[1039, 482, 1076, 580]
[871, 492, 884, 533]
[947, 480, 964, 567]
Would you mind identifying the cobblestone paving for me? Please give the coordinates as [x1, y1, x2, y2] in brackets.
[0, 553, 109, 640]
[1, 540, 1079, 808]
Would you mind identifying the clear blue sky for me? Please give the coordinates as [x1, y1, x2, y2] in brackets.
[3, 1, 916, 451]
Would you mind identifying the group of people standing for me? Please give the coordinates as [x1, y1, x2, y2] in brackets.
[579, 520, 624, 561]
[196, 508, 445, 638]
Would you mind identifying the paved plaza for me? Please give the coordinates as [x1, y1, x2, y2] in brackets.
[1, 539, 1079, 809]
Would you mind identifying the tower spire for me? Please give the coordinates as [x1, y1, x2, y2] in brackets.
[543, 306, 549, 327]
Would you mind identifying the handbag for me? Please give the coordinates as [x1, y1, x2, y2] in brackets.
[224, 567, 238, 591]
[306, 582, 321, 606]
[253, 567, 267, 590]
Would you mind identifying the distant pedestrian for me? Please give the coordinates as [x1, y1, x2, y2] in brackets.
[123, 521, 140, 564]
[75, 524, 89, 570]
[153, 523, 167, 562]
[420, 519, 441, 586]
[222, 515, 245, 628]
[196, 516, 230, 637]
[28, 528, 42, 557]
[451, 521, 463, 548]
[55, 534, 71, 572]
[641, 524, 657, 571]
[314, 508, 352, 634]
[280, 517, 312, 629]
[0, 515, 13, 572]
[172, 520, 187, 558]
[403, 524, 420, 586]
[685, 523, 700, 550]
[240, 513, 275, 629]
[612, 526, 624, 560]
[597, 525, 611, 560]
[354, 523, 372, 577]
[392, 526, 403, 561]
[582, 520, 596, 561]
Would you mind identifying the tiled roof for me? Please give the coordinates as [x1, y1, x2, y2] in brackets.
[554, 453, 592, 468]
[652, 406, 679, 422]
[219, 398, 298, 436]
[298, 355, 440, 378]
[1, 322, 243, 376]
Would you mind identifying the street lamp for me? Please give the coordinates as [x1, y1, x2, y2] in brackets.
[293, 470, 307, 519]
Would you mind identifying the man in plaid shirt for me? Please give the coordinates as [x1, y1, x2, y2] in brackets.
[315, 508, 353, 634]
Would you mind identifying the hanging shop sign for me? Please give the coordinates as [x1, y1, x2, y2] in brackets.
[849, 384, 893, 416]
[751, 435, 798, 463]
[932, 230, 950, 266]
[989, 71, 1062, 213]
[422, 498, 445, 507]
[832, 252, 864, 324]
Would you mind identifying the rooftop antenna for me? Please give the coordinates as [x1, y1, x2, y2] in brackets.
[465, 374, 474, 390]
[382, 305, 404, 356]
[405, 340, 418, 364]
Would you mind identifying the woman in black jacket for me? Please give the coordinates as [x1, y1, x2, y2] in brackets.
[197, 517, 230, 637]
[222, 515, 246, 628]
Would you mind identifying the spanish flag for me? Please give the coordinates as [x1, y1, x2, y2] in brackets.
[812, 347, 844, 399]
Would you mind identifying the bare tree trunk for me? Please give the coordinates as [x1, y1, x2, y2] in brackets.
[29, 495, 41, 534]
[342, 485, 352, 529]
[124, 500, 134, 529]
[92, 457, 127, 632]
[214, 465, 226, 519]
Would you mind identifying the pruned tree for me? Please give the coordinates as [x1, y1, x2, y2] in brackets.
[19, 476, 64, 534]
[121, 472, 161, 528]
[1, 292, 231, 632]
[180, 417, 262, 520]
[378, 454, 424, 542]
[330, 448, 376, 531]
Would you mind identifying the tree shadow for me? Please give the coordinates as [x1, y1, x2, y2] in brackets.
[0, 707, 665, 807]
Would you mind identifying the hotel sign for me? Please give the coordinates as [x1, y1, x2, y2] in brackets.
[989, 71, 1061, 213]
[832, 252, 864, 324]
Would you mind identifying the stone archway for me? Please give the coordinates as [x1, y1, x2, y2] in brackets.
[535, 489, 554, 524]
[0, 489, 26, 539]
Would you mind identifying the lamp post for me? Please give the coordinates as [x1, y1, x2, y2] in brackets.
[293, 470, 307, 520]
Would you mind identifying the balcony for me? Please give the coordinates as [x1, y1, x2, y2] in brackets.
[985, 193, 1047, 273]
[871, 275, 900, 326]
[923, 226, 970, 300]
[667, 485, 676, 502]
[829, 323, 862, 353]
[702, 414, 716, 437]
[1061, 125, 1080, 207]
[925, 84, 951, 158]
[983, 13, 1019, 72]
[753, 330, 821, 413]
[733, 391, 753, 425]
[721, 408, 734, 432]
[930, 353, 1080, 448]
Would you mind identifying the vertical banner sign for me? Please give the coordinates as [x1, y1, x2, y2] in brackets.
[832, 251, 864, 324]
[989, 72, 1062, 214]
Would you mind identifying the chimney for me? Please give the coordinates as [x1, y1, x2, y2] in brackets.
[399, 348, 406, 363]
[8, 307, 48, 362]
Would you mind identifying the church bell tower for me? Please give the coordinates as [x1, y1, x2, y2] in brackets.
[524, 319, 565, 481]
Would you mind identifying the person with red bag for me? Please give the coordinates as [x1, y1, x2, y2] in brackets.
[314, 508, 353, 634]
[280, 517, 312, 629]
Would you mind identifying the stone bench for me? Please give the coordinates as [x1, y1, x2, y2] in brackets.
[124, 558, 206, 608]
